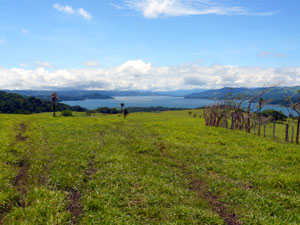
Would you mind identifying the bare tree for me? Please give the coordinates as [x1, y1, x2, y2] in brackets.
[288, 97, 300, 144]
[257, 97, 265, 136]
[246, 83, 280, 133]
[285, 106, 295, 143]
[222, 93, 246, 130]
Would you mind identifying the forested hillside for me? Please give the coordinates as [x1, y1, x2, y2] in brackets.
[6, 90, 114, 101]
[0, 91, 85, 114]
[185, 86, 300, 105]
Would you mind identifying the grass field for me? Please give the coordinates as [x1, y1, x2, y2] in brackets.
[0, 110, 300, 224]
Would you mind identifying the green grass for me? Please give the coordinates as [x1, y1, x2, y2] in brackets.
[0, 110, 300, 224]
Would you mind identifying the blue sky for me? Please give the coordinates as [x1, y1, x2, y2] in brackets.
[0, 0, 300, 90]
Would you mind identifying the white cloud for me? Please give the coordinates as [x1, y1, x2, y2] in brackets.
[78, 8, 92, 20]
[83, 60, 101, 67]
[53, 4, 75, 14]
[0, 38, 6, 45]
[258, 51, 286, 59]
[21, 28, 28, 35]
[0, 60, 299, 90]
[35, 60, 52, 68]
[53, 4, 92, 20]
[124, 0, 276, 18]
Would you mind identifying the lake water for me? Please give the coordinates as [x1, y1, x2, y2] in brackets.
[62, 96, 217, 109]
[62, 96, 293, 115]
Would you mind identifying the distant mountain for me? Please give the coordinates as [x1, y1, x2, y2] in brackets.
[0, 91, 86, 114]
[156, 89, 207, 96]
[6, 89, 207, 100]
[5, 90, 114, 101]
[185, 86, 300, 105]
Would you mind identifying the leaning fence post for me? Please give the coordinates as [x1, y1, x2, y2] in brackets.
[285, 124, 289, 142]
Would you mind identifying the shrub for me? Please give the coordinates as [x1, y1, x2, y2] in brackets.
[61, 110, 73, 117]
[261, 109, 287, 122]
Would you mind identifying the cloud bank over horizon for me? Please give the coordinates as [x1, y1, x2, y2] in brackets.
[0, 60, 299, 91]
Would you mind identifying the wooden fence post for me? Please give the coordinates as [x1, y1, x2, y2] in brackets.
[273, 120, 276, 138]
[258, 118, 261, 136]
[291, 119, 294, 143]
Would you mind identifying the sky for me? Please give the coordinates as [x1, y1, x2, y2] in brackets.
[0, 0, 300, 90]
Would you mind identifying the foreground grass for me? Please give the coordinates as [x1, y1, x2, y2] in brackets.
[0, 110, 299, 224]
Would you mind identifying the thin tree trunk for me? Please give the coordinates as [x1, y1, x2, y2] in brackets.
[231, 116, 235, 130]
[247, 111, 251, 133]
[241, 114, 245, 130]
[52, 102, 56, 117]
[296, 118, 300, 144]
[285, 124, 289, 142]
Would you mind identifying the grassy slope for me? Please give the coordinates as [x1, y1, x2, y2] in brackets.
[0, 111, 300, 224]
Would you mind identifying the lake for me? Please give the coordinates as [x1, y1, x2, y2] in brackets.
[62, 96, 217, 109]
[62, 96, 293, 115]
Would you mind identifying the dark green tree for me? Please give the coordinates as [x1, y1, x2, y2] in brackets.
[261, 109, 287, 122]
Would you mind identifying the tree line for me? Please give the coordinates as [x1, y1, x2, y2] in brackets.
[0, 91, 85, 114]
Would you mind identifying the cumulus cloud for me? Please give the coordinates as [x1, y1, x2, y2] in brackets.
[82, 60, 101, 67]
[0, 60, 299, 90]
[53, 4, 92, 20]
[123, 0, 275, 18]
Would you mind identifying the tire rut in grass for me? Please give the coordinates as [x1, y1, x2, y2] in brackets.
[84, 155, 97, 182]
[158, 145, 242, 225]
[67, 155, 97, 224]
[0, 123, 30, 223]
[12, 123, 30, 205]
[13, 159, 30, 197]
[67, 188, 84, 225]
[16, 123, 27, 142]
[187, 174, 241, 225]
